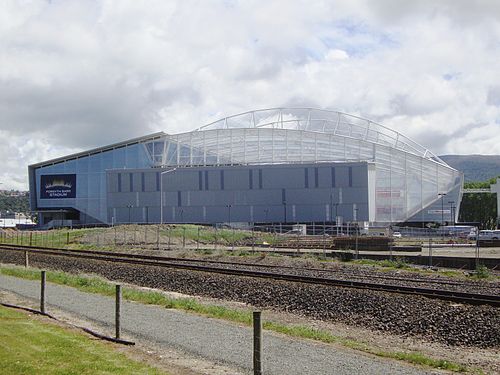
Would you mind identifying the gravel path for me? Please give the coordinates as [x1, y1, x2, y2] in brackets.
[0, 274, 432, 375]
[1, 249, 498, 347]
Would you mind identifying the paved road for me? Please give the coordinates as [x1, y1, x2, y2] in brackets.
[0, 274, 433, 375]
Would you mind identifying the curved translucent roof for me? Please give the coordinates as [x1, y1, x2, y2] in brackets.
[196, 108, 446, 165]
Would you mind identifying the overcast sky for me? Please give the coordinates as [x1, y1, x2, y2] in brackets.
[1, 0, 500, 189]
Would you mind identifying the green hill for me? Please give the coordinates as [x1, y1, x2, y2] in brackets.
[439, 155, 500, 182]
[0, 192, 30, 215]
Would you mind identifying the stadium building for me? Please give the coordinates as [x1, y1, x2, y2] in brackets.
[28, 108, 463, 227]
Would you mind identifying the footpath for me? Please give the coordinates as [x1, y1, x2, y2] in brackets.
[0, 274, 433, 375]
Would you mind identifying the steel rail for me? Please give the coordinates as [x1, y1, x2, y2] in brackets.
[0, 243, 489, 288]
[1, 244, 499, 307]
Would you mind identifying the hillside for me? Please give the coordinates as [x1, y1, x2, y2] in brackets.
[439, 155, 500, 182]
[0, 191, 30, 215]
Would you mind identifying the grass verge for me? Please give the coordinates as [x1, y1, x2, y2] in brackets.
[0, 265, 468, 373]
[0, 304, 165, 374]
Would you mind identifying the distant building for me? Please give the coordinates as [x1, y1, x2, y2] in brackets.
[28, 108, 463, 227]
[0, 215, 35, 229]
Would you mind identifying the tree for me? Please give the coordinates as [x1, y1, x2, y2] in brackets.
[459, 177, 498, 229]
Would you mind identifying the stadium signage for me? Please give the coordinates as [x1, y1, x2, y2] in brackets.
[40, 174, 76, 199]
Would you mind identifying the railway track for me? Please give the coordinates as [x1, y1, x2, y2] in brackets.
[1, 243, 499, 307]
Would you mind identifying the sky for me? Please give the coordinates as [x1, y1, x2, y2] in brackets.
[1, 0, 500, 190]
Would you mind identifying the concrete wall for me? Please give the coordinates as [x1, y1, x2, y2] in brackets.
[106, 162, 371, 224]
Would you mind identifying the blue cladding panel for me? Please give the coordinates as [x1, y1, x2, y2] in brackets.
[33, 141, 153, 224]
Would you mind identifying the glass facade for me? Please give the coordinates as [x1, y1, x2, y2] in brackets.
[34, 143, 151, 223]
[141, 108, 462, 223]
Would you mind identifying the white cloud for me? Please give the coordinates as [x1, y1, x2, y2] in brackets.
[0, 0, 500, 189]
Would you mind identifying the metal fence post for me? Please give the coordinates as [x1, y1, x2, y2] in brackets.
[115, 284, 121, 339]
[429, 237, 432, 267]
[183, 227, 186, 249]
[197, 227, 200, 251]
[252, 227, 255, 253]
[214, 226, 218, 251]
[323, 224, 326, 259]
[40, 271, 46, 314]
[231, 228, 235, 252]
[66, 231, 69, 245]
[114, 226, 117, 246]
[157, 225, 160, 250]
[296, 230, 300, 254]
[253, 311, 263, 375]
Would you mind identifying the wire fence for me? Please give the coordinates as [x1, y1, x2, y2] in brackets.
[0, 223, 478, 256]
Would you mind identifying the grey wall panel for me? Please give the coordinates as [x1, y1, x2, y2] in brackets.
[132, 172, 142, 192]
[206, 170, 221, 190]
[144, 171, 157, 192]
[107, 162, 370, 224]
[224, 169, 250, 190]
[335, 166, 350, 188]
[164, 191, 178, 206]
[341, 188, 369, 204]
[166, 170, 199, 191]
[352, 166, 367, 187]
[138, 192, 160, 207]
[262, 168, 304, 189]
[110, 192, 137, 207]
[317, 167, 332, 188]
[108, 174, 119, 193]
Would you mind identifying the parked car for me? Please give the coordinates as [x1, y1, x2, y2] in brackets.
[392, 231, 402, 238]
[469, 230, 500, 240]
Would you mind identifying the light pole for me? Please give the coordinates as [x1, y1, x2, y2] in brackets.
[438, 193, 447, 225]
[448, 201, 455, 226]
[160, 168, 177, 225]
[438, 193, 447, 239]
